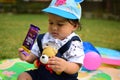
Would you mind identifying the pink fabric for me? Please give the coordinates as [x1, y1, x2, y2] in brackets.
[102, 58, 120, 66]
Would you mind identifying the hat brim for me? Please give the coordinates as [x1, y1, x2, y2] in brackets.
[42, 7, 78, 19]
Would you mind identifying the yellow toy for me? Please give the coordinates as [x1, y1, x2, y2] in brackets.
[34, 46, 61, 75]
[40, 46, 58, 64]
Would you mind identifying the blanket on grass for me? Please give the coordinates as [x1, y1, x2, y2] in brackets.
[0, 47, 120, 80]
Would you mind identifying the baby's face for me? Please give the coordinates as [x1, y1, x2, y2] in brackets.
[48, 13, 77, 40]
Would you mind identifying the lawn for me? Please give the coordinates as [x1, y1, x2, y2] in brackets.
[0, 13, 120, 60]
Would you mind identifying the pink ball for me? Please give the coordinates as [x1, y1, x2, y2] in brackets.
[83, 52, 102, 70]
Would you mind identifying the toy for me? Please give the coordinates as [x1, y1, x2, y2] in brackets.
[40, 46, 58, 64]
[96, 47, 120, 66]
[83, 42, 102, 70]
[34, 46, 61, 75]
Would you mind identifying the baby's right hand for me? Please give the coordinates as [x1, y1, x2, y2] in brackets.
[18, 48, 28, 61]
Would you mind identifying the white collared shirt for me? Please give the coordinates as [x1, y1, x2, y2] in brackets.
[31, 32, 85, 64]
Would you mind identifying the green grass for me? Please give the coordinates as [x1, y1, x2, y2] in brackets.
[0, 13, 120, 60]
[79, 18, 120, 50]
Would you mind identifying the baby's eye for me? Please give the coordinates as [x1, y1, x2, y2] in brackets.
[57, 23, 64, 27]
[49, 22, 53, 25]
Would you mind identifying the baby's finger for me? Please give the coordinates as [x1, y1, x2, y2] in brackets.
[18, 48, 24, 52]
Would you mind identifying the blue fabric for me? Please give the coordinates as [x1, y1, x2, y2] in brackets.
[96, 47, 120, 60]
[27, 64, 78, 80]
[83, 42, 100, 55]
[26, 65, 61, 80]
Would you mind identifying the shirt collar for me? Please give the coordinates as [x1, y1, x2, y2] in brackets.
[43, 32, 77, 47]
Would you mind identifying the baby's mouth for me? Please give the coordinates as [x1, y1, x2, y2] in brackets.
[51, 32, 59, 36]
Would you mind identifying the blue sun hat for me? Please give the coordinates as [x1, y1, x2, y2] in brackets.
[42, 0, 84, 20]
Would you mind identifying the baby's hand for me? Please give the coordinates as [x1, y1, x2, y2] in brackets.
[48, 56, 67, 73]
[18, 48, 28, 61]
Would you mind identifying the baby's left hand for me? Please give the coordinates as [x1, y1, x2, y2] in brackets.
[48, 56, 67, 73]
